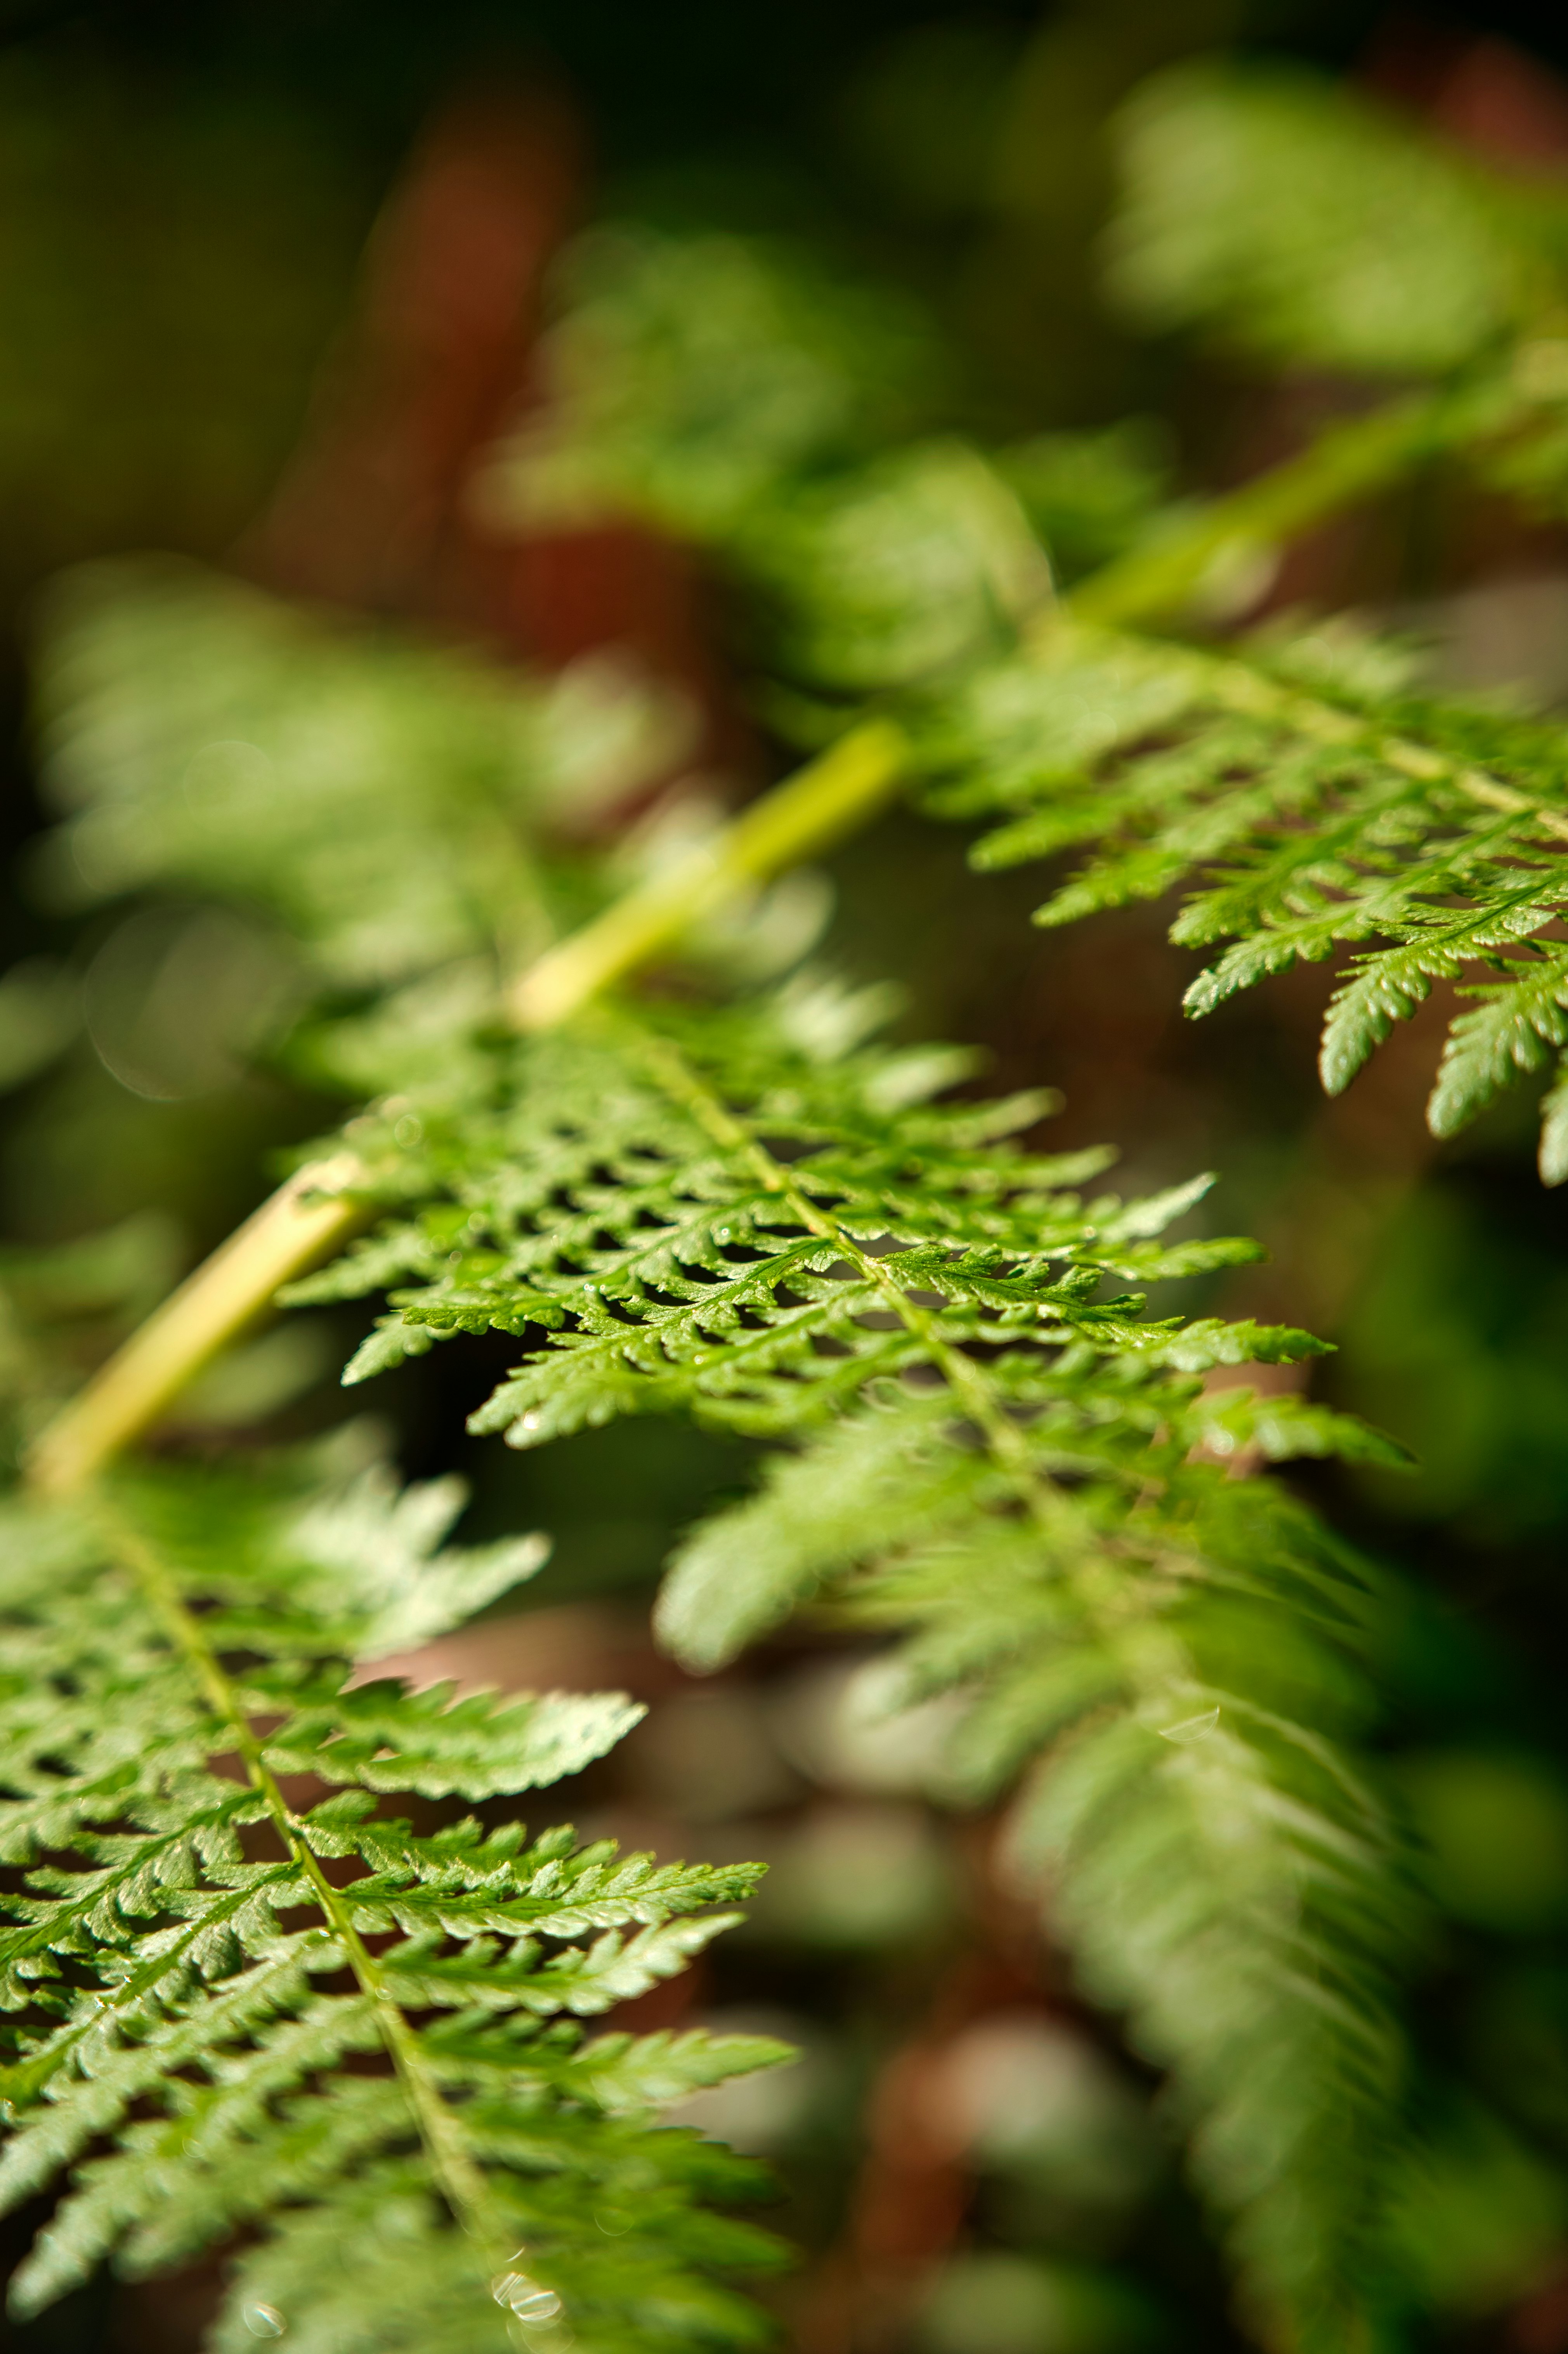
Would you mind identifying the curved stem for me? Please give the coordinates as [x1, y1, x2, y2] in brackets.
[24, 380, 1476, 1495]
[25, 1155, 369, 1498]
[1065, 385, 1465, 630]
[25, 731, 910, 1496]
[506, 719, 907, 1029]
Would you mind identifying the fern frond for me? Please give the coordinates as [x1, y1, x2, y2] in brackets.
[43, 255, 1568, 1191]
[905, 615, 1568, 1168]
[34, 564, 533, 989]
[486, 224, 943, 540]
[430, 216, 1568, 1181]
[289, 983, 1415, 2347]
[0, 1447, 784, 2347]
[1102, 61, 1568, 526]
[1105, 60, 1553, 375]
[31, 559, 688, 1012]
[287, 986, 1289, 1422]
[19, 93, 1562, 2354]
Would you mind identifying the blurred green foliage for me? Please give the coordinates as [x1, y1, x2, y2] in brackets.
[503, 226, 947, 537]
[10, 5, 1568, 2354]
[1333, 1179, 1568, 1543]
[1106, 62, 1542, 373]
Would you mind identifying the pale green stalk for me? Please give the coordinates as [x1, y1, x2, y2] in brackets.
[24, 728, 908, 1494]
[24, 385, 1465, 1493]
[1066, 385, 1462, 628]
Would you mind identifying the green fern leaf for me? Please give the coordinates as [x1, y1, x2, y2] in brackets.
[1426, 951, 1568, 1136]
[902, 618, 1568, 1164]
[290, 983, 1420, 2349]
[1105, 61, 1536, 373]
[0, 1455, 782, 2349]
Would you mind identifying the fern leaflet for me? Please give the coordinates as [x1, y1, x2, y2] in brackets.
[905, 615, 1568, 1166]
[0, 1446, 784, 2351]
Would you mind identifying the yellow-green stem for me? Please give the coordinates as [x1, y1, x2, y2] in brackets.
[25, 1154, 368, 1497]
[23, 727, 909, 1496]
[23, 379, 1468, 1494]
[1065, 386, 1460, 630]
[507, 719, 907, 1029]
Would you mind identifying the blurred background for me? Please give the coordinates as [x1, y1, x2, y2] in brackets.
[9, 2, 1568, 2349]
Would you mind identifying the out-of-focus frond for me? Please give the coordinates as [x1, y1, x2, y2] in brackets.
[1105, 61, 1556, 374]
